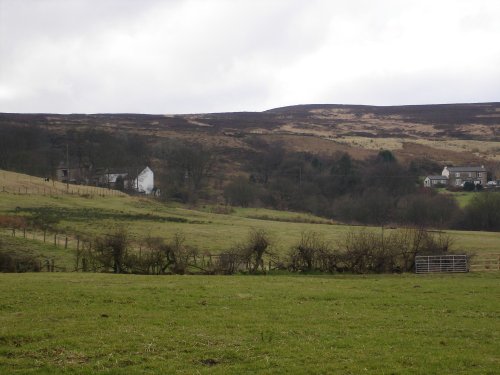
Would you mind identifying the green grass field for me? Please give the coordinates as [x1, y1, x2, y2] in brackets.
[435, 188, 477, 208]
[0, 273, 499, 374]
[1, 168, 499, 259]
[1, 173, 499, 373]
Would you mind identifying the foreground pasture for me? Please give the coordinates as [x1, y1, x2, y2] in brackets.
[0, 273, 498, 374]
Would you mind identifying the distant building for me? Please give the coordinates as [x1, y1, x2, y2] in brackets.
[127, 166, 154, 194]
[93, 166, 155, 194]
[56, 162, 92, 184]
[423, 175, 448, 188]
[441, 166, 487, 187]
[97, 169, 128, 189]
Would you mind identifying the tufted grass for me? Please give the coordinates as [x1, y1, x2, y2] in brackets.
[0, 272, 499, 374]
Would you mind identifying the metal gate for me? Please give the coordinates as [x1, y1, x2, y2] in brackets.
[415, 254, 468, 274]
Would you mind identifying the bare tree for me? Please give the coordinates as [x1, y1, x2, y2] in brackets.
[238, 229, 272, 273]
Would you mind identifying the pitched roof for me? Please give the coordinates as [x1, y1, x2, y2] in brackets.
[446, 166, 486, 172]
[427, 175, 448, 180]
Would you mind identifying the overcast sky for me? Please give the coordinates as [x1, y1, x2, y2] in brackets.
[1, 0, 500, 114]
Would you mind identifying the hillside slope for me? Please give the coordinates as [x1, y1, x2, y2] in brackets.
[1, 102, 499, 166]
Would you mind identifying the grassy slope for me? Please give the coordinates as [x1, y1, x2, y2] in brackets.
[0, 273, 499, 374]
[0, 233, 74, 271]
[1, 169, 499, 256]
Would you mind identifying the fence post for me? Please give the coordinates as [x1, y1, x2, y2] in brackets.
[54, 233, 57, 246]
[65, 236, 68, 249]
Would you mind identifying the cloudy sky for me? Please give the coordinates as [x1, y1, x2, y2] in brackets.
[1, 0, 499, 114]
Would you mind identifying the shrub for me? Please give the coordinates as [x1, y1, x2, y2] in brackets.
[338, 228, 455, 273]
[236, 229, 272, 273]
[223, 177, 256, 207]
[460, 192, 500, 231]
[212, 249, 244, 275]
[93, 228, 130, 273]
[463, 181, 475, 191]
[396, 193, 461, 228]
[288, 231, 338, 272]
[162, 232, 198, 274]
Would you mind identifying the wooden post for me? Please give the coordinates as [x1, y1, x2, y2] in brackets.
[65, 236, 68, 249]
[12, 228, 15, 237]
[76, 236, 80, 251]
[43, 229, 46, 243]
[23, 228, 26, 238]
[54, 233, 57, 246]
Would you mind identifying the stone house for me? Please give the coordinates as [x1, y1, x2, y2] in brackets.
[441, 166, 487, 187]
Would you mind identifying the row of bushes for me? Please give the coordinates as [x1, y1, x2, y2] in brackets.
[76, 227, 456, 275]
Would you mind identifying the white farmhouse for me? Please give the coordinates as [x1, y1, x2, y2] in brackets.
[130, 167, 154, 194]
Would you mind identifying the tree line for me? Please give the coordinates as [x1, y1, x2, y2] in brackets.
[1, 125, 499, 231]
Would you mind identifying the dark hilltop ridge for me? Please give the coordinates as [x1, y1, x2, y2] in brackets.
[1, 102, 499, 139]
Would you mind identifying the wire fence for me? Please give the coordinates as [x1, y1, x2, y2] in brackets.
[2, 226, 284, 273]
[0, 185, 124, 197]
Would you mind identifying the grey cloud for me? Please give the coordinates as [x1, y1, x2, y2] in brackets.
[0, 0, 499, 113]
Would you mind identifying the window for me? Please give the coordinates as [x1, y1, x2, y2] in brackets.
[468, 172, 472, 177]
[478, 172, 483, 177]
[456, 179, 462, 186]
[455, 172, 460, 178]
